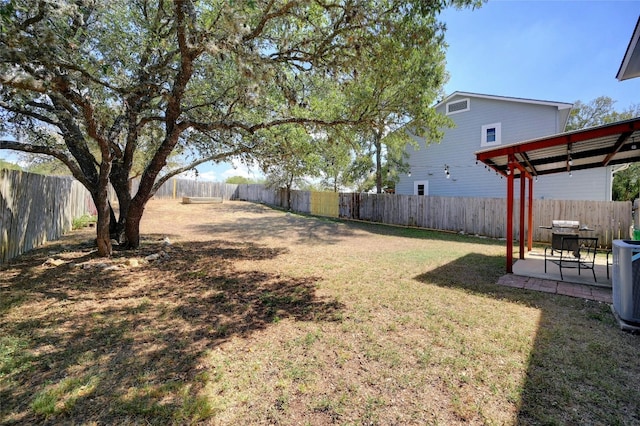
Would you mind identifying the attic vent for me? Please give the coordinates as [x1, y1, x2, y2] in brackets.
[446, 98, 470, 115]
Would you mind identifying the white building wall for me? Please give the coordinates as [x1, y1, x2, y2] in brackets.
[533, 167, 611, 201]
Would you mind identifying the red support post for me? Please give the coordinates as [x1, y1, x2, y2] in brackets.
[506, 156, 515, 273]
[519, 173, 526, 260]
[528, 176, 534, 251]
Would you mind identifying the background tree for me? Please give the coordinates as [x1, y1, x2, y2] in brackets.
[258, 124, 321, 210]
[565, 96, 640, 201]
[316, 128, 358, 192]
[566, 96, 640, 131]
[346, 140, 377, 192]
[0, 158, 21, 171]
[225, 175, 264, 185]
[343, 9, 453, 193]
[612, 165, 640, 201]
[0, 0, 479, 255]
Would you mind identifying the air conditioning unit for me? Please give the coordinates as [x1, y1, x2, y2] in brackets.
[612, 240, 640, 326]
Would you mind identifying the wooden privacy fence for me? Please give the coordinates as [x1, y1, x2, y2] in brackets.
[219, 184, 632, 248]
[311, 191, 339, 218]
[1, 169, 96, 264]
[532, 199, 631, 248]
[128, 178, 240, 201]
[2, 173, 632, 264]
[338, 193, 631, 248]
[340, 193, 508, 236]
[171, 182, 630, 248]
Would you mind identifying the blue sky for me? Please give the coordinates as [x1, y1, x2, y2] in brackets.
[206, 0, 640, 181]
[3, 1, 639, 181]
[441, 0, 640, 107]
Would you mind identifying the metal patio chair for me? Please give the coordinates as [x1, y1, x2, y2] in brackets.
[545, 236, 598, 282]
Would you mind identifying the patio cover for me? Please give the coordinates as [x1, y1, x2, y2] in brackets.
[475, 117, 640, 273]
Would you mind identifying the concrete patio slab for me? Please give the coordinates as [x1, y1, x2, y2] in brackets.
[496, 249, 612, 304]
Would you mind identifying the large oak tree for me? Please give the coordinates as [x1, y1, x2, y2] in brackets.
[0, 0, 477, 255]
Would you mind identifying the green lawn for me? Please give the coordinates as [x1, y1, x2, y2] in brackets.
[1, 200, 639, 425]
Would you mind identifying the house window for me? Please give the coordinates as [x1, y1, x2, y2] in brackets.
[413, 180, 428, 196]
[481, 122, 502, 147]
[446, 98, 470, 115]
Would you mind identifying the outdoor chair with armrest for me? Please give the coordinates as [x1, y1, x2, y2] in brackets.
[544, 236, 598, 282]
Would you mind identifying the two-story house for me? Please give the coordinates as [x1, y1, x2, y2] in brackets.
[396, 91, 616, 201]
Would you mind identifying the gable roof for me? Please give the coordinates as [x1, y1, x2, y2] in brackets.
[617, 16, 640, 81]
[436, 91, 574, 131]
[436, 91, 573, 110]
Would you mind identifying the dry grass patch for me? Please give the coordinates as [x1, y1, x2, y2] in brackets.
[1, 199, 639, 425]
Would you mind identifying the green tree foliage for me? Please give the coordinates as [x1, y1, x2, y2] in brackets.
[0, 158, 21, 171]
[257, 124, 321, 209]
[225, 175, 261, 185]
[342, 7, 459, 193]
[613, 164, 640, 201]
[24, 155, 70, 175]
[565, 96, 640, 201]
[347, 147, 376, 192]
[315, 128, 358, 192]
[0, 0, 479, 255]
[566, 96, 640, 131]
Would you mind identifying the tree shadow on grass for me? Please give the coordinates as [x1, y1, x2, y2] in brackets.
[415, 253, 640, 425]
[0, 238, 344, 425]
[188, 212, 359, 246]
[189, 203, 507, 249]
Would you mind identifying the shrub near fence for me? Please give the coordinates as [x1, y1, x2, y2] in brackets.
[0, 169, 96, 264]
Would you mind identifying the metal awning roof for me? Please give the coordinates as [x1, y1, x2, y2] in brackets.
[475, 116, 640, 274]
[475, 117, 640, 178]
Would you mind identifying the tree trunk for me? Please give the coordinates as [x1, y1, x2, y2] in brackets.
[93, 153, 113, 256]
[286, 174, 294, 210]
[93, 180, 112, 257]
[109, 204, 118, 237]
[285, 185, 291, 210]
[109, 165, 134, 242]
[123, 199, 145, 249]
[95, 197, 112, 257]
[375, 130, 383, 194]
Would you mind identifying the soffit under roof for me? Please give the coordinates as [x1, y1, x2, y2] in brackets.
[475, 117, 640, 178]
[617, 16, 640, 81]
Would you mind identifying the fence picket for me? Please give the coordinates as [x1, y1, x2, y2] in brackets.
[2, 174, 633, 264]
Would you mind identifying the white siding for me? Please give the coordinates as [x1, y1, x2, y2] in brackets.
[397, 94, 610, 201]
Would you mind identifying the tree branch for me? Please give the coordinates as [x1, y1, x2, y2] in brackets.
[186, 116, 371, 134]
[151, 146, 250, 193]
[19, 1, 46, 30]
[0, 139, 92, 188]
[0, 72, 48, 94]
[0, 100, 59, 126]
